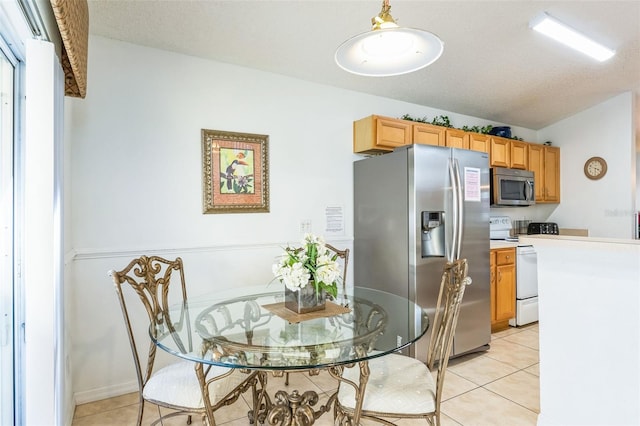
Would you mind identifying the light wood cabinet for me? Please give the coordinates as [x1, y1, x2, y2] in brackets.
[491, 247, 516, 332]
[466, 133, 490, 154]
[528, 144, 560, 203]
[528, 145, 544, 201]
[353, 116, 559, 198]
[353, 115, 411, 153]
[445, 128, 469, 149]
[510, 140, 528, 169]
[544, 146, 560, 202]
[413, 123, 445, 147]
[490, 137, 511, 168]
[491, 137, 529, 169]
[354, 115, 447, 153]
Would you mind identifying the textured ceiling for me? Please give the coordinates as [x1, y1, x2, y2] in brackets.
[87, 0, 640, 130]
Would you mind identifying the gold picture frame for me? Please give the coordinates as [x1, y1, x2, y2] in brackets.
[202, 129, 269, 214]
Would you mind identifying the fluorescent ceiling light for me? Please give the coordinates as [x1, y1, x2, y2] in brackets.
[530, 12, 615, 62]
[335, 0, 444, 77]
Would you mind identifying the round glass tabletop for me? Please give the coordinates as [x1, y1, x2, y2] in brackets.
[151, 286, 429, 370]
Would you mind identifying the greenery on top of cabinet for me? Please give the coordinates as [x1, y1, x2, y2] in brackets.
[400, 113, 525, 140]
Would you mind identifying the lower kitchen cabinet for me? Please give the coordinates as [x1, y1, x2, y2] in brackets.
[491, 247, 516, 332]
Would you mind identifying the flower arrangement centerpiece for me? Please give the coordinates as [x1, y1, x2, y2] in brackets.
[272, 233, 342, 314]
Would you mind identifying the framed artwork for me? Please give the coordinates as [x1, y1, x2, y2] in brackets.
[201, 129, 269, 214]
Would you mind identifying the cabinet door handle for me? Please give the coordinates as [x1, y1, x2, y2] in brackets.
[498, 271, 502, 282]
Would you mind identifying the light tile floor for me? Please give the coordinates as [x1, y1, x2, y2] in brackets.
[72, 323, 539, 426]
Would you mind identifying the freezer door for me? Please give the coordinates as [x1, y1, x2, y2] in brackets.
[354, 149, 412, 354]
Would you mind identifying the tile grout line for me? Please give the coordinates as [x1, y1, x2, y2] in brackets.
[482, 386, 539, 415]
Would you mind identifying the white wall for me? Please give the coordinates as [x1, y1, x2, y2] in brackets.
[24, 39, 65, 426]
[538, 92, 636, 238]
[520, 235, 640, 426]
[635, 93, 639, 237]
[67, 36, 537, 403]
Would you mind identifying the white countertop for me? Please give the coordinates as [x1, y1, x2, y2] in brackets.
[519, 234, 640, 246]
[528, 232, 640, 426]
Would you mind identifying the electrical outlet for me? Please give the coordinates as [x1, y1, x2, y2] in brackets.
[397, 335, 402, 347]
[299, 220, 312, 234]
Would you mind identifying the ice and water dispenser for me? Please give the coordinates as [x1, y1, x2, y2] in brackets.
[421, 211, 445, 257]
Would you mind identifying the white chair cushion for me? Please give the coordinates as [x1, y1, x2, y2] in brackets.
[143, 360, 249, 409]
[337, 353, 436, 415]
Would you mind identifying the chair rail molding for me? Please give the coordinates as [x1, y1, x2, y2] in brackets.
[72, 238, 354, 261]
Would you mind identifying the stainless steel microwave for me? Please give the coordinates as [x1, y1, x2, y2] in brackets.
[490, 167, 535, 207]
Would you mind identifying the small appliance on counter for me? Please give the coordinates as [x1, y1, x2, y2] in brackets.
[513, 220, 532, 235]
[527, 222, 559, 235]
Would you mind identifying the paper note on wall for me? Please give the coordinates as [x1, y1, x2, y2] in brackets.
[325, 205, 345, 236]
[464, 167, 481, 202]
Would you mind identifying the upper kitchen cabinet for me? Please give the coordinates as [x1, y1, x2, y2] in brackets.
[528, 145, 560, 203]
[413, 123, 445, 147]
[510, 140, 528, 169]
[445, 128, 469, 149]
[354, 115, 412, 153]
[353, 115, 531, 160]
[490, 137, 510, 168]
[466, 132, 490, 154]
[490, 137, 528, 169]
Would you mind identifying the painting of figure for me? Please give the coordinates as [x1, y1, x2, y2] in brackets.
[202, 129, 269, 214]
[220, 149, 255, 194]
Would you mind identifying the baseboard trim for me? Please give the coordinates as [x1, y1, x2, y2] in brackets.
[74, 380, 138, 405]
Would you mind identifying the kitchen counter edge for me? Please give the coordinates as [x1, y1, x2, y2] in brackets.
[519, 234, 640, 246]
[490, 241, 520, 249]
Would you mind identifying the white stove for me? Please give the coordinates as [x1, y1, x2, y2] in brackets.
[490, 216, 517, 241]
[489, 216, 539, 327]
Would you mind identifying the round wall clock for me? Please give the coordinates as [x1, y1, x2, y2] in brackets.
[584, 156, 607, 180]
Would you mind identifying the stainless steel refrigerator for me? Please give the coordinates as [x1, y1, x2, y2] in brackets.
[354, 144, 491, 361]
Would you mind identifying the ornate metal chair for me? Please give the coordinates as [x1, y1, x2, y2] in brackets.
[109, 255, 259, 426]
[282, 243, 350, 386]
[335, 259, 471, 425]
[325, 243, 350, 304]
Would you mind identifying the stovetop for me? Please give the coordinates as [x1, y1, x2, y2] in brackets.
[490, 215, 513, 240]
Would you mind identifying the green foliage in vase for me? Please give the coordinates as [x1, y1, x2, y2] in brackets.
[272, 234, 341, 298]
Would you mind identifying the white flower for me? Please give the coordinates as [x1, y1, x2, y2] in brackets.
[272, 233, 341, 298]
[302, 233, 324, 246]
[315, 254, 340, 285]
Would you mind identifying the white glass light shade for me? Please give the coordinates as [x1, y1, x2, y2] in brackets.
[335, 27, 444, 77]
[530, 12, 615, 62]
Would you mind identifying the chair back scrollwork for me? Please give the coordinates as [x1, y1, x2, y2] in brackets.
[427, 258, 471, 414]
[325, 243, 350, 305]
[108, 255, 192, 393]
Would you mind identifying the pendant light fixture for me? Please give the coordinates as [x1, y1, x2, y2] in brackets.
[335, 0, 444, 77]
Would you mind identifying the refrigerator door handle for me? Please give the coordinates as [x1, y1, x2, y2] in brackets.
[448, 158, 457, 262]
[453, 159, 464, 260]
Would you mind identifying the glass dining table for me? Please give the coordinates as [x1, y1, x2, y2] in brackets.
[150, 286, 429, 425]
